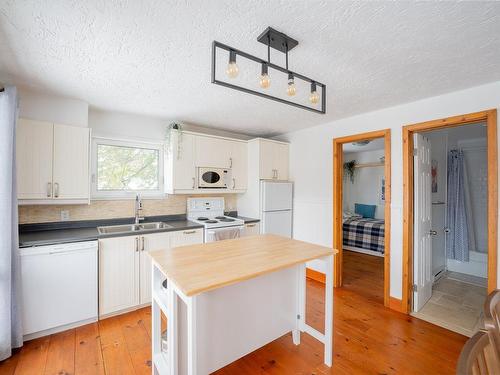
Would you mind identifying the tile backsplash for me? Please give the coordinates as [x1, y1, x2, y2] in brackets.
[18, 195, 237, 224]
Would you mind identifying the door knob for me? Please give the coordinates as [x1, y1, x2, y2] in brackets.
[429, 230, 438, 236]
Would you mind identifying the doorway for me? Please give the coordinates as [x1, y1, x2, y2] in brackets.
[333, 129, 391, 307]
[402, 110, 498, 325]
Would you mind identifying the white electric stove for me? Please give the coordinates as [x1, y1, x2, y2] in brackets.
[187, 197, 244, 242]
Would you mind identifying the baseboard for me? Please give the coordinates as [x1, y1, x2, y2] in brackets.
[306, 268, 325, 284]
[389, 297, 404, 313]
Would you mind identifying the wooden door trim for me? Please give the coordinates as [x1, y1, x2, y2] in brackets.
[402, 109, 497, 313]
[333, 129, 391, 308]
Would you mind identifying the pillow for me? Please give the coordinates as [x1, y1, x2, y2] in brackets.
[354, 203, 376, 219]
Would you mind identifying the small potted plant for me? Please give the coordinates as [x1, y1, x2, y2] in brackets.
[343, 160, 356, 183]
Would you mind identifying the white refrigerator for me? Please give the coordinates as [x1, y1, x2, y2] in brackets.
[260, 181, 293, 238]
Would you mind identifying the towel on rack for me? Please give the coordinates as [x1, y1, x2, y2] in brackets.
[214, 227, 241, 241]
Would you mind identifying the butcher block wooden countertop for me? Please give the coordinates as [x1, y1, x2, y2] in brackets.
[149, 234, 337, 297]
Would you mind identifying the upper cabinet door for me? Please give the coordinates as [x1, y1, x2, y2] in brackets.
[273, 143, 289, 181]
[259, 140, 276, 180]
[16, 119, 54, 199]
[52, 124, 90, 199]
[172, 132, 196, 190]
[229, 140, 247, 190]
[195, 135, 232, 168]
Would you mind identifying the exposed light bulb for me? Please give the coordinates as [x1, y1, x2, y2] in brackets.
[259, 63, 270, 88]
[287, 76, 296, 96]
[226, 50, 239, 78]
[309, 82, 320, 104]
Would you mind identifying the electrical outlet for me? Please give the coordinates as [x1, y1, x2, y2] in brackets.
[60, 210, 70, 221]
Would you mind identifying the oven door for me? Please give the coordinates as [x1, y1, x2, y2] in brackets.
[205, 225, 244, 242]
[198, 167, 228, 188]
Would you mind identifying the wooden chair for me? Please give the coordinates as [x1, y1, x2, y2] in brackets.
[457, 331, 499, 375]
[484, 290, 500, 361]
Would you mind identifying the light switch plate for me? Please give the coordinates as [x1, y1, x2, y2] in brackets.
[60, 210, 70, 221]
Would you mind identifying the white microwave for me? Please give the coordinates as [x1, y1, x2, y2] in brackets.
[198, 167, 229, 188]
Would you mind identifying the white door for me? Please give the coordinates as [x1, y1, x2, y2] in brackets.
[262, 210, 292, 238]
[261, 181, 293, 211]
[53, 124, 90, 199]
[195, 135, 232, 168]
[229, 140, 247, 190]
[172, 132, 197, 190]
[16, 119, 54, 199]
[99, 236, 139, 316]
[139, 232, 171, 305]
[413, 133, 433, 312]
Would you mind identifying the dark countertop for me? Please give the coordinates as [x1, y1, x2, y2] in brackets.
[18, 215, 203, 248]
[18, 213, 260, 248]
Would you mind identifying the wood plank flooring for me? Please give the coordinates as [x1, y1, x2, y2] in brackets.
[1, 251, 467, 375]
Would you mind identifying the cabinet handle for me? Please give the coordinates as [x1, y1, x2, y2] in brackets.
[232, 178, 235, 189]
[141, 236, 145, 251]
[247, 224, 256, 227]
[192, 177, 195, 189]
[135, 237, 139, 252]
[54, 182, 59, 198]
[184, 230, 196, 234]
[47, 182, 52, 198]
[229, 157, 233, 168]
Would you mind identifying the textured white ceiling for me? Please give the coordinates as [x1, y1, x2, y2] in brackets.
[1, 1, 499, 136]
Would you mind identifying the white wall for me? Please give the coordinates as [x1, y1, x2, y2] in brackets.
[280, 80, 500, 300]
[343, 149, 385, 219]
[18, 88, 88, 127]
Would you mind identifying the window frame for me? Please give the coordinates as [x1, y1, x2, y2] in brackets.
[91, 136, 164, 199]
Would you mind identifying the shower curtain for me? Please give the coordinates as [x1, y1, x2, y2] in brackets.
[0, 86, 23, 360]
[446, 149, 470, 262]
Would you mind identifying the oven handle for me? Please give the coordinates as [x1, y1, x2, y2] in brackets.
[206, 225, 245, 236]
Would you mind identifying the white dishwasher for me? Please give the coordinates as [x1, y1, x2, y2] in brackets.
[20, 240, 98, 339]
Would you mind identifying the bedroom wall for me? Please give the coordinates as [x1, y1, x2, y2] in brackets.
[343, 149, 385, 219]
[279, 80, 500, 300]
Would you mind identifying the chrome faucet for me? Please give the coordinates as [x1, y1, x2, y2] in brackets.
[135, 194, 145, 224]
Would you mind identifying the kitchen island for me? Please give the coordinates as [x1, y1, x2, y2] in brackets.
[149, 234, 336, 375]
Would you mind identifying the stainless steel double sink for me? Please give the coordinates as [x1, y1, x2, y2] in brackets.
[97, 222, 173, 235]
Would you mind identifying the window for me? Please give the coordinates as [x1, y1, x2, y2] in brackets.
[92, 138, 163, 198]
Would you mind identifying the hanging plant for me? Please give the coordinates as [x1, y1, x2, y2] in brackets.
[165, 122, 183, 159]
[343, 160, 357, 183]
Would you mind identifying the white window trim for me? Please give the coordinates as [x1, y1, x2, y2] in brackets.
[91, 136, 165, 199]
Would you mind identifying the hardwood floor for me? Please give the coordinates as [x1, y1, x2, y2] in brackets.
[1, 252, 467, 375]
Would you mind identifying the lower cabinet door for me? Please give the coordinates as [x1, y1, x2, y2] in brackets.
[242, 222, 260, 236]
[170, 228, 204, 247]
[139, 232, 171, 305]
[99, 236, 139, 316]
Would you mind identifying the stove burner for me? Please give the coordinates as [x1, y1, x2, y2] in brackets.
[205, 220, 218, 224]
[219, 218, 235, 222]
[215, 216, 226, 219]
[197, 217, 209, 221]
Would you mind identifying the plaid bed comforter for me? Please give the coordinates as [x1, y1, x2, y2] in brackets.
[343, 218, 385, 254]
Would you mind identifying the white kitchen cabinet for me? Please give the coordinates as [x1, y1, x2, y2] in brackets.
[195, 135, 233, 168]
[139, 232, 171, 305]
[53, 124, 90, 199]
[241, 222, 260, 236]
[165, 132, 197, 193]
[99, 236, 139, 316]
[16, 118, 90, 204]
[170, 228, 204, 247]
[17, 119, 54, 200]
[257, 139, 289, 180]
[99, 228, 203, 317]
[229, 140, 247, 190]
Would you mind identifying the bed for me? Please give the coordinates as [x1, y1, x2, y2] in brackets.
[342, 217, 385, 256]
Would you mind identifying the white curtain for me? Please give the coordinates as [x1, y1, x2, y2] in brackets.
[446, 149, 470, 262]
[0, 86, 23, 360]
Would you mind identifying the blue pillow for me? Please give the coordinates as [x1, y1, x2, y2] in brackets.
[355, 203, 376, 219]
